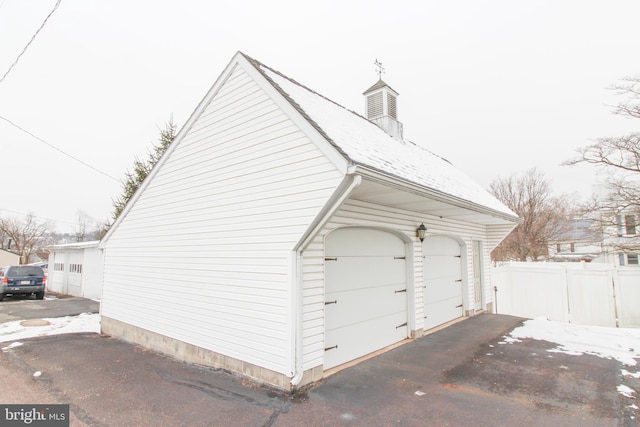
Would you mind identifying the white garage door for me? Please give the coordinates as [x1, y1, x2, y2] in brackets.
[67, 251, 83, 297]
[423, 235, 463, 331]
[324, 228, 408, 370]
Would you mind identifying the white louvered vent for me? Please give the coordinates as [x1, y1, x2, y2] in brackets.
[367, 92, 383, 119]
[387, 92, 397, 119]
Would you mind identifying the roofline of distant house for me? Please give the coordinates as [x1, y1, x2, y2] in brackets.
[49, 240, 100, 250]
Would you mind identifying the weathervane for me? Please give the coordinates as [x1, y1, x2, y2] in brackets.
[374, 59, 385, 80]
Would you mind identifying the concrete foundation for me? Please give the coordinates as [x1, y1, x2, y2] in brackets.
[101, 316, 321, 391]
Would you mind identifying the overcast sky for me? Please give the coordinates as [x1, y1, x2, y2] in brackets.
[1, 1, 639, 233]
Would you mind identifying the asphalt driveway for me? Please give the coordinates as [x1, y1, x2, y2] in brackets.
[0, 293, 99, 323]
[0, 297, 637, 426]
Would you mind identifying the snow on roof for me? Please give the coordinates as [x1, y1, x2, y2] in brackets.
[250, 57, 516, 218]
[49, 240, 100, 250]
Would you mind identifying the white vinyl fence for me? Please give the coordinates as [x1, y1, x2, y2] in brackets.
[491, 262, 640, 328]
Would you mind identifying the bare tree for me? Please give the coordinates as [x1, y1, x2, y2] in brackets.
[74, 210, 91, 242]
[0, 228, 8, 250]
[94, 219, 111, 240]
[0, 213, 54, 264]
[565, 74, 640, 252]
[490, 168, 574, 262]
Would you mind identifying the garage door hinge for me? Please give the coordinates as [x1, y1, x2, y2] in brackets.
[455, 279, 462, 283]
[454, 255, 462, 258]
[394, 289, 407, 294]
[396, 322, 407, 329]
[456, 304, 463, 308]
[325, 345, 338, 351]
[394, 256, 406, 260]
[325, 300, 337, 305]
[325, 257, 338, 261]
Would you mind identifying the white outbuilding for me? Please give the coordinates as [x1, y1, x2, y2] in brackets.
[99, 52, 519, 390]
[0, 248, 20, 266]
[47, 241, 103, 300]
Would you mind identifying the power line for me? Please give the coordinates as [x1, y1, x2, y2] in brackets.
[0, 207, 77, 227]
[0, 115, 120, 182]
[0, 0, 62, 84]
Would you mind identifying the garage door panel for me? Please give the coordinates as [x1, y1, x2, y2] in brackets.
[325, 284, 407, 331]
[326, 228, 405, 257]
[326, 258, 405, 291]
[425, 281, 461, 303]
[424, 303, 462, 330]
[425, 256, 460, 276]
[324, 227, 408, 370]
[324, 311, 408, 370]
[423, 236, 463, 331]
[422, 235, 460, 256]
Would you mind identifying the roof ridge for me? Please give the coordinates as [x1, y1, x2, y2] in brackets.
[240, 52, 384, 139]
[240, 53, 352, 162]
[240, 53, 456, 169]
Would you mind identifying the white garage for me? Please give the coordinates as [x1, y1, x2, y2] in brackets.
[97, 52, 520, 390]
[324, 228, 409, 369]
[48, 241, 103, 300]
[423, 235, 464, 331]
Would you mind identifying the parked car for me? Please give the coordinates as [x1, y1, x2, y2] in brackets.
[0, 265, 46, 301]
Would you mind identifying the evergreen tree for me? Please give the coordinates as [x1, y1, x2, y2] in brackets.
[111, 118, 176, 221]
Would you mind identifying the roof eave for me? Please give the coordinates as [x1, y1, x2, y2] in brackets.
[351, 165, 521, 224]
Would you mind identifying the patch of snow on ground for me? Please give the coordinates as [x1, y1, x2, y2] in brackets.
[1, 341, 23, 351]
[618, 384, 636, 399]
[0, 313, 100, 343]
[508, 317, 640, 366]
[623, 369, 640, 379]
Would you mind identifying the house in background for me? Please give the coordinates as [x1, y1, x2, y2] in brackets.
[607, 213, 640, 266]
[566, 183, 640, 267]
[99, 52, 519, 390]
[48, 241, 103, 299]
[547, 218, 603, 262]
[547, 216, 640, 266]
[0, 248, 20, 266]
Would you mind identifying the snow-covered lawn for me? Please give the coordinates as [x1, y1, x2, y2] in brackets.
[505, 317, 640, 405]
[507, 317, 640, 366]
[0, 312, 100, 347]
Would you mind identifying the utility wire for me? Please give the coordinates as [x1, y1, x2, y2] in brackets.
[0, 115, 120, 182]
[0, 0, 62, 84]
[0, 207, 76, 227]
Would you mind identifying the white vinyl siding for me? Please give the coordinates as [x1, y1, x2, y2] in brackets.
[301, 198, 493, 370]
[102, 64, 343, 376]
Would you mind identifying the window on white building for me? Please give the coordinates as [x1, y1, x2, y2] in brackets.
[625, 215, 637, 235]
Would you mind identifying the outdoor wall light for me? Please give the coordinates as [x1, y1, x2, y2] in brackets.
[416, 223, 427, 242]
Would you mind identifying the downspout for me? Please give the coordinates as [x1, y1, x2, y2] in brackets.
[290, 173, 362, 387]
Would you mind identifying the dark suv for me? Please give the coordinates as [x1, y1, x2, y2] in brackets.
[0, 265, 46, 301]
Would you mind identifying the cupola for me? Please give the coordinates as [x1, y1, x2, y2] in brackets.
[363, 78, 403, 140]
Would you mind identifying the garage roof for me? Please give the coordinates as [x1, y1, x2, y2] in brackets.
[244, 54, 517, 221]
